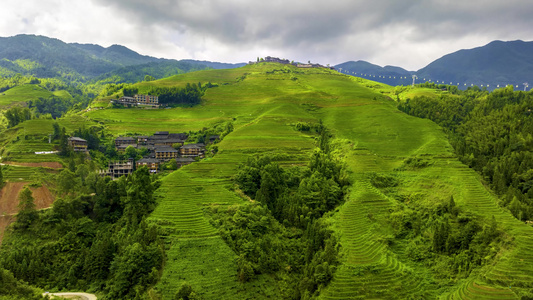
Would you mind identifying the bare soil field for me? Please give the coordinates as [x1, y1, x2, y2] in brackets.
[0, 182, 55, 243]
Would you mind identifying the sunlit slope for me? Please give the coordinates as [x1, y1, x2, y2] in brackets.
[147, 64, 333, 299]
[0, 84, 71, 107]
[307, 77, 530, 298]
[83, 63, 532, 299]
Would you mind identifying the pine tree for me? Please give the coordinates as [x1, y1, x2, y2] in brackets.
[15, 187, 38, 230]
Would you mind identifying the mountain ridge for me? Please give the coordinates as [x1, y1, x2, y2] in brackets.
[0, 34, 245, 82]
[336, 40, 533, 89]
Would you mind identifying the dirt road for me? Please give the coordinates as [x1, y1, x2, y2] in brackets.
[42, 292, 97, 300]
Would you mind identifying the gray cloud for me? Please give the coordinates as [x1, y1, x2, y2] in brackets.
[2, 0, 533, 69]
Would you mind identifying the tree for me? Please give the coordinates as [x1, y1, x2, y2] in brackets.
[174, 282, 193, 300]
[144, 75, 155, 82]
[15, 187, 38, 229]
[58, 169, 77, 194]
[0, 165, 3, 186]
[125, 145, 138, 160]
[52, 121, 60, 140]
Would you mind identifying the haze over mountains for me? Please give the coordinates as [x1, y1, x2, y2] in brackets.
[335, 40, 533, 89]
[1, 34, 532, 89]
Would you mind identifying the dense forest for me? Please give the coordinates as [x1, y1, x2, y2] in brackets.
[0, 166, 163, 299]
[213, 125, 350, 298]
[398, 84, 533, 221]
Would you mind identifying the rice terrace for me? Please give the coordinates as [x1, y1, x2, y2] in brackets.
[1, 55, 532, 300]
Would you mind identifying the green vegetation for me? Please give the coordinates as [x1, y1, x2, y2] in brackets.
[0, 62, 532, 299]
[0, 267, 43, 300]
[0, 167, 163, 299]
[398, 85, 533, 221]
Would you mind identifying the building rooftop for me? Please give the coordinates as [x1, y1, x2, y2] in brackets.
[68, 137, 87, 142]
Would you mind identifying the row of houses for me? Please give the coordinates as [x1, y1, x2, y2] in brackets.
[98, 131, 221, 178]
[99, 156, 196, 179]
[114, 131, 217, 158]
[112, 94, 160, 108]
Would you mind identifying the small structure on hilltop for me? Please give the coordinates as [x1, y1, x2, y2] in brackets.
[248, 56, 334, 70]
[68, 137, 88, 152]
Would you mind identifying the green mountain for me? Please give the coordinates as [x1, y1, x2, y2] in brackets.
[336, 40, 533, 89]
[0, 34, 244, 82]
[416, 40, 533, 88]
[1, 63, 533, 299]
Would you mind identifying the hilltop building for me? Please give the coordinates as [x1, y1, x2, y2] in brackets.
[248, 56, 335, 70]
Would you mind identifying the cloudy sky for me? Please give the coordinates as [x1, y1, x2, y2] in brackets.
[1, 0, 532, 70]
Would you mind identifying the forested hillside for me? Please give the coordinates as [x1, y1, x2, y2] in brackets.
[399, 84, 533, 221]
[0, 63, 532, 299]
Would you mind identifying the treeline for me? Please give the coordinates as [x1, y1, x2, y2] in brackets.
[398, 85, 533, 221]
[210, 126, 349, 298]
[0, 267, 43, 299]
[28, 96, 91, 119]
[2, 95, 91, 128]
[374, 169, 504, 279]
[147, 82, 209, 106]
[0, 166, 164, 299]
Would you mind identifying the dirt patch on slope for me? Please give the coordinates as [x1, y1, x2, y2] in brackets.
[0, 182, 55, 244]
[3, 161, 63, 169]
[0, 215, 15, 244]
[0, 182, 28, 214]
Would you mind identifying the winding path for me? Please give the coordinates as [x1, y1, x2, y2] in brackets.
[42, 292, 97, 300]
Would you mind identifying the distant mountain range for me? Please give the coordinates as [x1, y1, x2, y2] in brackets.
[335, 40, 533, 90]
[0, 34, 245, 82]
[1, 34, 532, 89]
[334, 61, 412, 86]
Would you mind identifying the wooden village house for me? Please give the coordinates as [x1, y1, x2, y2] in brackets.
[68, 137, 88, 152]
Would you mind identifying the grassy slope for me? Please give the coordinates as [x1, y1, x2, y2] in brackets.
[0, 84, 70, 108]
[145, 64, 322, 299]
[2, 63, 530, 298]
[140, 65, 531, 299]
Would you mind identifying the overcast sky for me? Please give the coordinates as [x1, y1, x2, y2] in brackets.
[1, 0, 532, 70]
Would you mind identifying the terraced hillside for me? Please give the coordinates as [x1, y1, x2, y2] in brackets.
[82, 63, 532, 298]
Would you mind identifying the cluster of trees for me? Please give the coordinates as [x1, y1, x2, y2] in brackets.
[0, 267, 43, 299]
[147, 83, 207, 106]
[386, 181, 503, 278]
[3, 106, 32, 128]
[0, 166, 164, 299]
[398, 85, 533, 221]
[212, 126, 348, 298]
[28, 96, 90, 119]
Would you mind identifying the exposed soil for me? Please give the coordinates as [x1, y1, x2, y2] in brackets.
[0, 182, 55, 243]
[3, 161, 63, 169]
[0, 215, 14, 244]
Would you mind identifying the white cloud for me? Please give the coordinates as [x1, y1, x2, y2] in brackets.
[1, 0, 533, 70]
